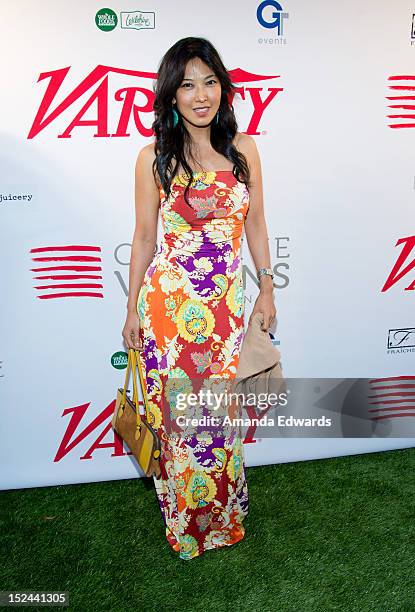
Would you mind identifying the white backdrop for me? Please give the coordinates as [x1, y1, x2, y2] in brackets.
[1, 0, 414, 490]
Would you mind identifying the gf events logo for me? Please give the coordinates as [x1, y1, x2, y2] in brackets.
[257, 0, 289, 35]
[95, 7, 155, 31]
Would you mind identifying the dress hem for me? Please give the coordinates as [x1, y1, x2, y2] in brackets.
[166, 518, 248, 561]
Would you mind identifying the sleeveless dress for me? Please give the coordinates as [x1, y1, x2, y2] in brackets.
[136, 169, 250, 560]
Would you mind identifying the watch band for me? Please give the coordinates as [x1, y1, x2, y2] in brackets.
[257, 267, 274, 280]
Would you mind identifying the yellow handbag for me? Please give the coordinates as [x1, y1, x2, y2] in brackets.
[112, 348, 161, 479]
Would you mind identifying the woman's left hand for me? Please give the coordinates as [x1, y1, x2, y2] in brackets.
[248, 290, 277, 331]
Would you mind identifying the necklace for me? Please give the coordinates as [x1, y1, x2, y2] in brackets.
[176, 169, 208, 187]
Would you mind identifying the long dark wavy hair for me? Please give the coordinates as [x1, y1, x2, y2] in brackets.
[151, 37, 251, 206]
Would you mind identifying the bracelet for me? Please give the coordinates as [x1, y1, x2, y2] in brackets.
[257, 267, 274, 281]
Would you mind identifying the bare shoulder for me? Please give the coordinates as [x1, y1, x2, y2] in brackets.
[234, 131, 255, 149]
[233, 132, 261, 180]
[135, 141, 160, 189]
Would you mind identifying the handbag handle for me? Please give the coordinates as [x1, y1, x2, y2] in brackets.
[132, 348, 151, 423]
[121, 348, 132, 406]
[120, 349, 141, 430]
[121, 348, 151, 423]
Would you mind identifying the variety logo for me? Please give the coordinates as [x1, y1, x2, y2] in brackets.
[53, 374, 415, 463]
[54, 401, 127, 462]
[387, 328, 415, 350]
[30, 244, 104, 300]
[53, 398, 273, 462]
[386, 75, 415, 129]
[27, 66, 282, 139]
[381, 235, 415, 291]
[256, 0, 289, 35]
[366, 376, 415, 420]
[120, 10, 155, 30]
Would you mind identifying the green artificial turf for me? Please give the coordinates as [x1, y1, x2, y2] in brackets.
[1, 448, 414, 612]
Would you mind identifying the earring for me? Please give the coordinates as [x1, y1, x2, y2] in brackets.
[215, 110, 219, 124]
[172, 107, 179, 128]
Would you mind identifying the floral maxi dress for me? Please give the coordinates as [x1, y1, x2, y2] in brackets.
[136, 169, 250, 560]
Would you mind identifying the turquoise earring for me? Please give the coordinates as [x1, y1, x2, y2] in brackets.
[172, 107, 178, 127]
[215, 111, 219, 124]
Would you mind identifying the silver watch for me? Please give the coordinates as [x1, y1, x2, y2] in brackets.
[257, 267, 274, 280]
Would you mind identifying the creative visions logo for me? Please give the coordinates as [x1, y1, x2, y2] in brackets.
[27, 66, 283, 139]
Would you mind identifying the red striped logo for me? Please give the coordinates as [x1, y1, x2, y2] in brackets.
[30, 244, 104, 300]
[367, 376, 415, 420]
[386, 75, 415, 129]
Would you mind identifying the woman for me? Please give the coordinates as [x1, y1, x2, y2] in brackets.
[122, 37, 276, 560]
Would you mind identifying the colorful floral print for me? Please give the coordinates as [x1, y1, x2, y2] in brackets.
[136, 170, 250, 560]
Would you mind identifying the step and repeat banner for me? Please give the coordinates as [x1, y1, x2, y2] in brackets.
[1, 0, 414, 490]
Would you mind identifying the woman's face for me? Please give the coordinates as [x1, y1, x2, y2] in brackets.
[173, 57, 222, 127]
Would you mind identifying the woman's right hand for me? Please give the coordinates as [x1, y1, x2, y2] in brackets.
[122, 311, 143, 351]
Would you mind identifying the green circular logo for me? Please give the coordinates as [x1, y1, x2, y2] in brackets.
[111, 351, 128, 370]
[95, 8, 118, 32]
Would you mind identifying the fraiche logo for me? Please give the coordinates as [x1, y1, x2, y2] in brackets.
[30, 244, 104, 300]
[27, 66, 282, 139]
[387, 329, 415, 350]
[381, 235, 415, 292]
[386, 75, 415, 129]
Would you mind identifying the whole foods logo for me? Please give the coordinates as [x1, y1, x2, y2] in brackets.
[95, 8, 155, 31]
[27, 67, 282, 139]
[95, 8, 118, 31]
[112, 351, 128, 369]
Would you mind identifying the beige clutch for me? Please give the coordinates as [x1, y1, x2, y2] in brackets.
[232, 311, 286, 399]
